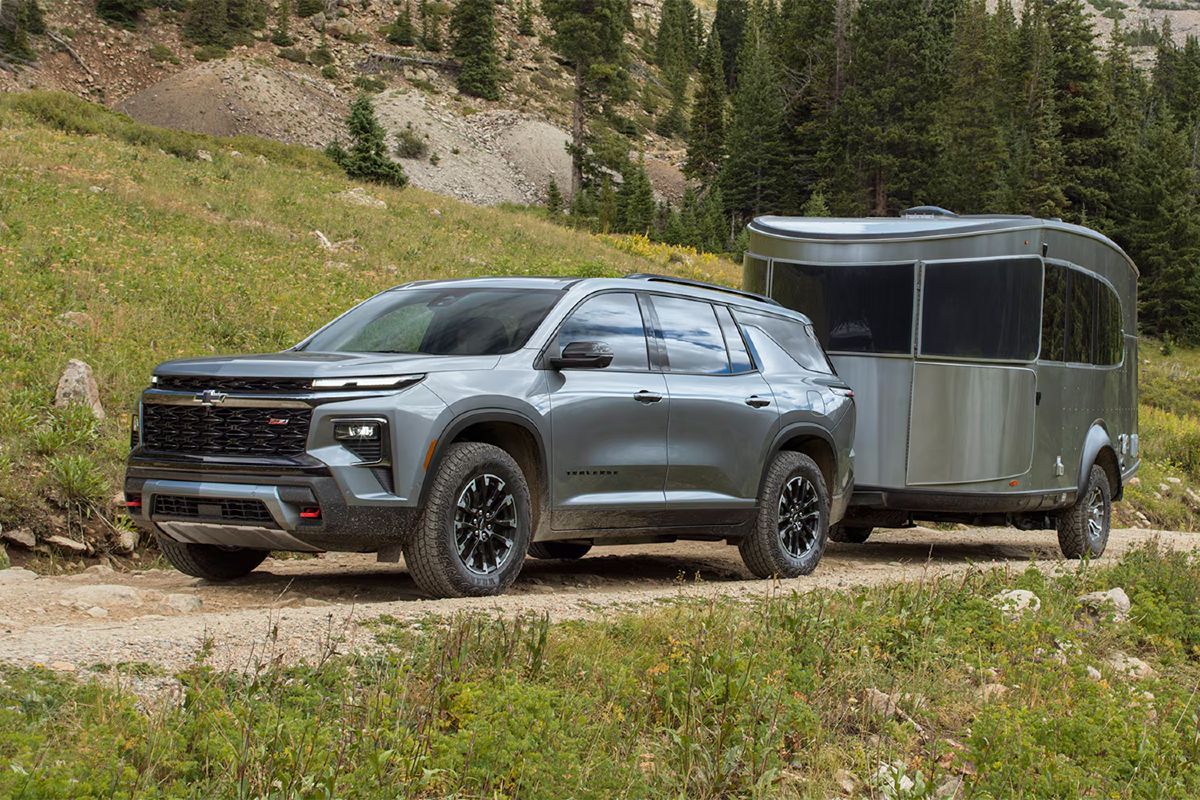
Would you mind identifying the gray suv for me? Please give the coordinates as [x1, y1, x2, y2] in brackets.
[125, 275, 855, 597]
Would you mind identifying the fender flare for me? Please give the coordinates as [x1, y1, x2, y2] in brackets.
[1077, 423, 1120, 499]
[419, 408, 549, 506]
[758, 421, 840, 496]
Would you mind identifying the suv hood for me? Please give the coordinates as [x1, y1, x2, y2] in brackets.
[154, 351, 502, 379]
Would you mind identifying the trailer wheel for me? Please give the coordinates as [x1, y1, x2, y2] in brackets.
[739, 452, 829, 578]
[528, 541, 592, 560]
[829, 525, 873, 544]
[1057, 465, 1111, 559]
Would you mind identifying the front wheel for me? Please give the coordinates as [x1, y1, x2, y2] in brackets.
[155, 535, 268, 581]
[739, 452, 829, 578]
[405, 442, 532, 598]
[1057, 465, 1112, 559]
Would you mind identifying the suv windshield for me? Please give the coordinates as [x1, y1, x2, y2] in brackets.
[301, 288, 563, 355]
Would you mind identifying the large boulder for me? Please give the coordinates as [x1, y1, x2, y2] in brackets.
[54, 359, 105, 420]
[1077, 587, 1131, 623]
[990, 589, 1041, 621]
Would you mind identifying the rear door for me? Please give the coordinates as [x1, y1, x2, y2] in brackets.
[649, 295, 778, 518]
[545, 291, 670, 530]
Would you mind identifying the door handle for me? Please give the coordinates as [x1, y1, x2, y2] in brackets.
[745, 395, 771, 408]
[634, 391, 663, 404]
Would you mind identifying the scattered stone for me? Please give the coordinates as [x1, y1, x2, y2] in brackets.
[45, 535, 88, 554]
[85, 606, 109, 618]
[89, 185, 105, 193]
[61, 584, 143, 607]
[302, 597, 333, 607]
[1158, 483, 1171, 495]
[113, 528, 139, 554]
[990, 589, 1041, 620]
[229, 150, 242, 158]
[874, 762, 917, 798]
[164, 593, 203, 613]
[1127, 476, 1141, 487]
[1166, 476, 1183, 486]
[834, 768, 859, 795]
[1077, 587, 1132, 623]
[336, 186, 387, 209]
[981, 683, 1009, 701]
[429, 207, 442, 218]
[48, 661, 77, 672]
[1106, 651, 1156, 680]
[54, 358, 105, 419]
[196, 149, 213, 162]
[83, 563, 114, 576]
[1086, 665, 1103, 681]
[1, 527, 37, 549]
[864, 687, 925, 732]
[59, 310, 92, 328]
[936, 775, 964, 799]
[0, 567, 37, 584]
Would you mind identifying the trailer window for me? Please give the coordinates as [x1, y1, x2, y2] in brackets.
[1064, 270, 1123, 365]
[1095, 281, 1123, 365]
[920, 258, 1042, 361]
[744, 256, 768, 295]
[1041, 263, 1067, 362]
[770, 262, 914, 354]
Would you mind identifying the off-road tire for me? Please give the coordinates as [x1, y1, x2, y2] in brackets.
[1057, 464, 1112, 559]
[155, 534, 268, 581]
[405, 442, 532, 598]
[739, 452, 829, 578]
[528, 541, 592, 560]
[829, 524, 873, 544]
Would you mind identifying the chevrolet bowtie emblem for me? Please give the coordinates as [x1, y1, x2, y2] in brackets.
[195, 389, 229, 407]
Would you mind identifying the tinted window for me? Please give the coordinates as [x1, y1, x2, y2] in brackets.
[302, 288, 561, 355]
[735, 310, 833, 374]
[652, 296, 731, 374]
[1095, 280, 1123, 365]
[744, 255, 768, 295]
[555, 292, 649, 370]
[715, 306, 755, 373]
[1041, 263, 1067, 362]
[772, 262, 914, 354]
[1066, 271, 1094, 363]
[920, 259, 1042, 361]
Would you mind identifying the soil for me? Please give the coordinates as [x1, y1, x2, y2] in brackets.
[0, 526, 1193, 674]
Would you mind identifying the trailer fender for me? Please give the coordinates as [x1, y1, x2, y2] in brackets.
[1077, 424, 1121, 500]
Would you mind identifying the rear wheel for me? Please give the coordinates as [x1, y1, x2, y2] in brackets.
[1057, 465, 1111, 559]
[739, 452, 829, 578]
[829, 524, 873, 544]
[405, 442, 532, 598]
[155, 535, 268, 581]
[528, 541, 592, 560]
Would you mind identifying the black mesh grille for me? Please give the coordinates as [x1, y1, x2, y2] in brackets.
[142, 404, 311, 457]
[155, 376, 313, 394]
[153, 495, 277, 526]
[344, 439, 384, 463]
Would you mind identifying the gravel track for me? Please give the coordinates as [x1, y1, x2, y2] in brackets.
[0, 527, 1194, 673]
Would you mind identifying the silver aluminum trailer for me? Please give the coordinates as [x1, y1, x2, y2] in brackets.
[743, 208, 1139, 557]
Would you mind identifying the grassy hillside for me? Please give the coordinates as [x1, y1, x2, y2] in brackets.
[0, 92, 734, 552]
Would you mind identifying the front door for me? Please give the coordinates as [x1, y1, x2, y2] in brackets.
[546, 292, 669, 530]
[649, 296, 779, 522]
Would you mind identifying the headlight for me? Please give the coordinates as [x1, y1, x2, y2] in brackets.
[333, 419, 386, 463]
[130, 403, 142, 450]
[312, 374, 424, 390]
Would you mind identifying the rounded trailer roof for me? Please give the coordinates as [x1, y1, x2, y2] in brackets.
[749, 214, 1138, 276]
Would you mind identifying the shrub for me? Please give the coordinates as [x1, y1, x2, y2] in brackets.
[308, 44, 334, 66]
[30, 406, 101, 456]
[277, 46, 308, 62]
[326, 95, 408, 187]
[96, 0, 147, 28]
[148, 43, 180, 63]
[320, 64, 338, 79]
[353, 75, 386, 93]
[46, 454, 108, 510]
[295, 0, 322, 16]
[193, 43, 229, 61]
[393, 122, 427, 158]
[387, 0, 416, 46]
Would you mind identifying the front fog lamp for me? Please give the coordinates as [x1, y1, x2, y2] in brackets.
[333, 420, 386, 463]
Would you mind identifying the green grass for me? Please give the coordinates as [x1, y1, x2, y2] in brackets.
[2, 543, 1199, 797]
[0, 91, 736, 540]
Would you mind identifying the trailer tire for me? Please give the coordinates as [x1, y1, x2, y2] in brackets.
[155, 535, 268, 581]
[829, 525, 873, 544]
[739, 452, 829, 578]
[1057, 465, 1111, 559]
[528, 541, 592, 560]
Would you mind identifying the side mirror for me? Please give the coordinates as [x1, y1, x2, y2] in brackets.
[549, 341, 615, 370]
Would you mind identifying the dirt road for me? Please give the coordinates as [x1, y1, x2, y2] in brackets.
[0, 527, 1194, 674]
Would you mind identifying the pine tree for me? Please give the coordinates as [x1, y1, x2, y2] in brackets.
[224, 0, 266, 41]
[719, 13, 789, 221]
[451, 0, 501, 99]
[684, 24, 726, 181]
[1013, 0, 1066, 218]
[597, 178, 618, 231]
[545, 178, 565, 215]
[655, 0, 691, 137]
[713, 0, 746, 90]
[618, 156, 656, 234]
[517, 0, 536, 35]
[271, 0, 294, 46]
[97, 0, 147, 29]
[0, 0, 41, 61]
[184, 0, 229, 46]
[326, 96, 409, 187]
[419, 0, 444, 51]
[801, 190, 829, 216]
[388, 1, 416, 46]
[541, 0, 631, 195]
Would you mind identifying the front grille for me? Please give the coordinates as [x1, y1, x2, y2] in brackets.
[153, 495, 277, 526]
[142, 404, 311, 457]
[155, 376, 313, 394]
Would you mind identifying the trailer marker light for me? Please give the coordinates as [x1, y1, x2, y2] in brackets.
[1009, 480, 1020, 487]
[300, 507, 322, 520]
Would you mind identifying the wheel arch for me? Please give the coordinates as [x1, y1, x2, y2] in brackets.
[1078, 423, 1122, 501]
[763, 424, 838, 497]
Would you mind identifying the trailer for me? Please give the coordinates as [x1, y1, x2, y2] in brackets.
[743, 207, 1139, 557]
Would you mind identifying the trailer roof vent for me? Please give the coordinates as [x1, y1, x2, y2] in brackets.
[901, 206, 959, 219]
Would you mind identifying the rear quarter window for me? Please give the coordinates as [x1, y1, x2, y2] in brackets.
[735, 310, 834, 374]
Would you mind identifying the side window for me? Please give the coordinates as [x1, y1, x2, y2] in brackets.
[715, 306, 755, 374]
[1065, 271, 1095, 364]
[1095, 280, 1123, 365]
[555, 292, 649, 370]
[735, 310, 834, 374]
[1040, 263, 1067, 362]
[920, 258, 1042, 361]
[651, 296, 731, 374]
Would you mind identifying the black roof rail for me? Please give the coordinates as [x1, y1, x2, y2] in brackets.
[624, 273, 782, 307]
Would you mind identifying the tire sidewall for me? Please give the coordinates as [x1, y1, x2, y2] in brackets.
[761, 454, 830, 576]
[1086, 466, 1112, 555]
[438, 451, 532, 593]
